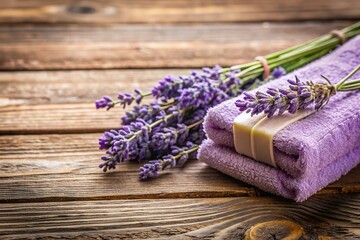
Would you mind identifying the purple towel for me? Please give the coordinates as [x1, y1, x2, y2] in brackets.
[198, 35, 360, 202]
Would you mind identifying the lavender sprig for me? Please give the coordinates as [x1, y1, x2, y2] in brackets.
[95, 96, 114, 110]
[96, 89, 152, 110]
[139, 142, 199, 180]
[235, 64, 360, 118]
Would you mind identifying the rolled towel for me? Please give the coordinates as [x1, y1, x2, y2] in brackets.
[198, 35, 360, 201]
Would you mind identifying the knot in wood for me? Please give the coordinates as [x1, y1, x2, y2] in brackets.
[245, 220, 303, 240]
[67, 5, 96, 14]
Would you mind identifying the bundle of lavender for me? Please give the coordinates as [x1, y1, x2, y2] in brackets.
[95, 22, 360, 179]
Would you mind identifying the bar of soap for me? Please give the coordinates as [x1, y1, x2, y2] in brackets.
[233, 109, 314, 168]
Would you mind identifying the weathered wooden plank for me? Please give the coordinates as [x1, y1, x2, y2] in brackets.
[0, 0, 359, 24]
[0, 103, 122, 134]
[0, 69, 187, 105]
[0, 195, 359, 239]
[0, 22, 353, 70]
[0, 133, 359, 202]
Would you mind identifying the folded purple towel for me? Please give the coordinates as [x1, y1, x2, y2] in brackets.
[199, 140, 360, 202]
[198, 35, 360, 201]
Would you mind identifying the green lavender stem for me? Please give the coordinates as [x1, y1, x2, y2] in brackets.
[337, 79, 360, 91]
[173, 145, 199, 161]
[225, 22, 360, 86]
[336, 65, 360, 90]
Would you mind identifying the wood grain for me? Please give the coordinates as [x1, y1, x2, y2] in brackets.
[0, 195, 359, 239]
[0, 0, 359, 24]
[0, 22, 354, 70]
[0, 69, 187, 105]
[0, 133, 359, 203]
[0, 103, 122, 134]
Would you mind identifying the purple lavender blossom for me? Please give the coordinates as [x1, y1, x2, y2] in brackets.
[139, 157, 175, 180]
[272, 67, 287, 79]
[235, 76, 336, 118]
[99, 119, 152, 171]
[179, 81, 217, 108]
[151, 75, 193, 103]
[95, 96, 114, 110]
[99, 155, 117, 172]
[134, 88, 144, 104]
[202, 65, 222, 80]
[151, 65, 233, 106]
[178, 73, 232, 109]
[117, 93, 134, 108]
[150, 127, 178, 151]
[170, 141, 197, 166]
[96, 87, 148, 110]
[150, 124, 189, 152]
[139, 142, 198, 180]
[139, 160, 160, 179]
[98, 129, 118, 150]
[121, 102, 161, 125]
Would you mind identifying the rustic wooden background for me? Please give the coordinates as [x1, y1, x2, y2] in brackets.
[0, 1, 360, 239]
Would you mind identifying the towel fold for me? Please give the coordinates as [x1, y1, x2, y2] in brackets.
[200, 140, 360, 201]
[198, 35, 360, 201]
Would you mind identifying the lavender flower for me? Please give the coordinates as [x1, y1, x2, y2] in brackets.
[220, 71, 242, 96]
[139, 158, 175, 180]
[95, 96, 114, 110]
[139, 142, 198, 180]
[151, 75, 194, 103]
[98, 119, 152, 171]
[95, 88, 150, 110]
[272, 67, 287, 79]
[179, 80, 226, 109]
[170, 141, 198, 166]
[202, 65, 223, 79]
[150, 124, 189, 152]
[98, 129, 118, 150]
[121, 102, 162, 125]
[117, 93, 134, 108]
[134, 88, 144, 104]
[235, 76, 336, 118]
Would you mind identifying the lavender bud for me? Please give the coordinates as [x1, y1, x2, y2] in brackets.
[95, 96, 114, 110]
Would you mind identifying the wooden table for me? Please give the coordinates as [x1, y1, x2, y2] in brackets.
[1, 1, 360, 239]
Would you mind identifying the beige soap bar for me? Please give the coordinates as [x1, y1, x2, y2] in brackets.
[233, 109, 314, 167]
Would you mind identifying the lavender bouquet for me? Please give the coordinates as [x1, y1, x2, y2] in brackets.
[95, 22, 360, 179]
